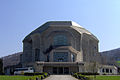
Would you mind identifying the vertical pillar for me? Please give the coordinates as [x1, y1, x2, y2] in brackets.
[78, 65, 84, 72]
[51, 51, 53, 62]
[39, 65, 43, 73]
[68, 51, 71, 62]
[108, 69, 110, 73]
[35, 63, 44, 73]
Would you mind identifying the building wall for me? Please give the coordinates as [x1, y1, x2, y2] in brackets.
[21, 21, 99, 73]
[82, 33, 99, 63]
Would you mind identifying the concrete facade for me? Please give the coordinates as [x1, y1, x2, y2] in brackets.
[21, 21, 117, 74]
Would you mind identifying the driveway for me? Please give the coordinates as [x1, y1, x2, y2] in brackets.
[43, 75, 78, 80]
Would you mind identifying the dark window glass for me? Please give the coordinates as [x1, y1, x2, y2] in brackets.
[53, 52, 68, 62]
[106, 69, 109, 73]
[54, 35, 67, 46]
[47, 55, 49, 62]
[110, 69, 112, 73]
[71, 54, 75, 62]
[102, 68, 104, 72]
[35, 49, 40, 61]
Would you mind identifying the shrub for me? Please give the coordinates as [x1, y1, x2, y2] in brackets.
[34, 72, 43, 75]
[77, 72, 99, 75]
[24, 73, 34, 76]
[72, 73, 91, 80]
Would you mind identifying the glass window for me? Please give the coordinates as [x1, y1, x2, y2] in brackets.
[53, 52, 68, 62]
[54, 35, 67, 46]
[35, 48, 40, 61]
[71, 54, 75, 62]
[106, 69, 109, 73]
[110, 69, 112, 73]
[47, 54, 49, 62]
[102, 68, 105, 72]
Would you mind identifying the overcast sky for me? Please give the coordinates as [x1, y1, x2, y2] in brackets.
[0, 0, 120, 57]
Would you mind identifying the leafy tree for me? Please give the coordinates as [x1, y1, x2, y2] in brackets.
[0, 58, 3, 74]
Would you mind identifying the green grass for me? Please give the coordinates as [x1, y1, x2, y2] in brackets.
[117, 61, 120, 63]
[117, 61, 120, 66]
[0, 75, 43, 80]
[87, 75, 120, 80]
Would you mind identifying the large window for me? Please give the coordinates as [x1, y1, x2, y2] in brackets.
[54, 35, 67, 46]
[53, 52, 68, 62]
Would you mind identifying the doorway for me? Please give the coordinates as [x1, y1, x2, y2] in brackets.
[53, 67, 69, 74]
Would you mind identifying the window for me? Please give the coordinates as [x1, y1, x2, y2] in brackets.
[102, 68, 105, 72]
[71, 54, 75, 62]
[35, 48, 40, 61]
[54, 35, 67, 46]
[110, 69, 112, 73]
[106, 69, 109, 73]
[47, 55, 49, 62]
[58, 58, 64, 62]
[53, 52, 68, 62]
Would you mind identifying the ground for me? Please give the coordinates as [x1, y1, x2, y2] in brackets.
[88, 75, 120, 80]
[43, 75, 78, 80]
[0, 75, 120, 80]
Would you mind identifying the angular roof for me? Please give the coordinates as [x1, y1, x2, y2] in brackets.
[23, 21, 98, 41]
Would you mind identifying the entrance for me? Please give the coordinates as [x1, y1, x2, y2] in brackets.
[64, 67, 69, 74]
[53, 67, 69, 74]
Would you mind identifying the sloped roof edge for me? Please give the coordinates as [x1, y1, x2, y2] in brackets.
[23, 21, 98, 42]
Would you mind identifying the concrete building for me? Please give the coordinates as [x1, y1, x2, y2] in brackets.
[21, 21, 117, 74]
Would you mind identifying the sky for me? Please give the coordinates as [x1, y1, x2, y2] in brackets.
[0, 0, 120, 57]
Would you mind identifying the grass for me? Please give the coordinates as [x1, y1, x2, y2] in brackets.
[72, 72, 120, 80]
[0, 75, 43, 80]
[87, 75, 120, 80]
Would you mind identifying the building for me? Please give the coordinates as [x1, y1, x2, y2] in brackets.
[18, 21, 117, 74]
[2, 52, 22, 75]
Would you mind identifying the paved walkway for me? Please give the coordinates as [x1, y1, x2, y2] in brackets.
[43, 75, 78, 80]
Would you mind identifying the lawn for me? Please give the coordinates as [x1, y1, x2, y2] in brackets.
[88, 75, 120, 80]
[0, 75, 43, 80]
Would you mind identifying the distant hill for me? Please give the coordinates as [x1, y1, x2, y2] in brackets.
[2, 52, 22, 68]
[100, 48, 120, 66]
[100, 48, 120, 60]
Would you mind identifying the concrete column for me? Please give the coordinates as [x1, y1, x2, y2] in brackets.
[35, 63, 44, 73]
[78, 65, 84, 72]
[51, 51, 54, 62]
[108, 69, 110, 73]
[39, 66, 43, 73]
[68, 51, 71, 62]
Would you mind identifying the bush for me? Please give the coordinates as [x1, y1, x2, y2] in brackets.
[24, 72, 49, 78]
[23, 72, 49, 80]
[77, 72, 99, 75]
[24, 73, 34, 76]
[72, 73, 91, 80]
[34, 72, 43, 75]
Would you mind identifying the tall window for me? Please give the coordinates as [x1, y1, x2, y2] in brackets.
[47, 54, 49, 62]
[35, 48, 40, 61]
[71, 54, 75, 62]
[54, 35, 67, 46]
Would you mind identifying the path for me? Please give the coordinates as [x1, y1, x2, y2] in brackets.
[43, 75, 78, 80]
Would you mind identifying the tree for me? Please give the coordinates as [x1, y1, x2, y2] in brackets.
[92, 61, 98, 79]
[0, 58, 3, 74]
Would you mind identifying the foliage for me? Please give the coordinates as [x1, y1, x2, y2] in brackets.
[72, 73, 90, 80]
[0, 72, 49, 80]
[76, 72, 99, 75]
[24, 72, 49, 79]
[117, 61, 120, 66]
[0, 58, 3, 74]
